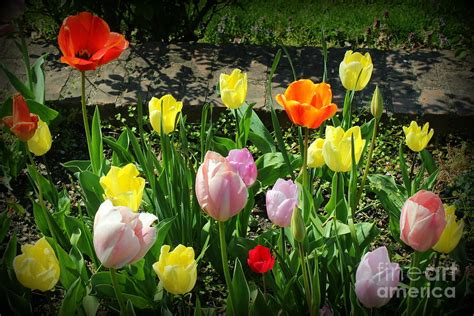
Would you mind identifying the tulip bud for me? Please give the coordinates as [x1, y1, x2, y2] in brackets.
[266, 178, 298, 227]
[226, 148, 258, 187]
[219, 69, 247, 109]
[2, 94, 38, 141]
[27, 119, 52, 156]
[432, 205, 464, 254]
[148, 94, 183, 135]
[355, 246, 400, 308]
[247, 245, 275, 274]
[400, 190, 446, 252]
[93, 200, 158, 268]
[153, 244, 197, 295]
[291, 207, 306, 242]
[13, 237, 60, 292]
[370, 85, 383, 121]
[100, 163, 145, 212]
[307, 138, 325, 168]
[339, 51, 373, 91]
[195, 151, 248, 222]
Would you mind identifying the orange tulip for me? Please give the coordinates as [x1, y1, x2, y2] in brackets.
[2, 94, 38, 141]
[276, 80, 337, 129]
[58, 12, 129, 71]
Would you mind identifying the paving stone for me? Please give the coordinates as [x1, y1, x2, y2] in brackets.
[1, 39, 473, 122]
[418, 89, 453, 115]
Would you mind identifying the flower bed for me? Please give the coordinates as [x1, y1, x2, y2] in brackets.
[1, 11, 472, 316]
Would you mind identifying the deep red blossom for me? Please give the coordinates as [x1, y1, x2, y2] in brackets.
[247, 245, 275, 274]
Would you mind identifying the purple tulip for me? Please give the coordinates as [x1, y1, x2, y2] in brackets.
[226, 148, 257, 187]
[266, 179, 298, 227]
[355, 246, 400, 308]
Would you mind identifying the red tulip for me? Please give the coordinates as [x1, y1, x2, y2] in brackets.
[247, 245, 275, 274]
[2, 94, 38, 141]
[58, 12, 129, 71]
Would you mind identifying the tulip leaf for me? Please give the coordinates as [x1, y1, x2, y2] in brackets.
[212, 136, 236, 156]
[355, 222, 379, 250]
[104, 136, 135, 165]
[59, 277, 85, 316]
[25, 99, 58, 123]
[46, 237, 79, 289]
[231, 258, 250, 316]
[82, 295, 99, 316]
[78, 171, 104, 217]
[91, 106, 104, 175]
[3, 287, 33, 316]
[62, 160, 91, 174]
[31, 54, 47, 104]
[0, 63, 34, 99]
[0, 212, 12, 245]
[368, 174, 404, 241]
[256, 152, 301, 187]
[64, 216, 96, 265]
[126, 299, 137, 315]
[2, 233, 17, 269]
[250, 288, 272, 315]
[420, 149, 437, 175]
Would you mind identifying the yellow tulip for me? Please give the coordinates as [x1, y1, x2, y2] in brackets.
[339, 50, 373, 91]
[219, 69, 247, 109]
[322, 126, 366, 172]
[149, 94, 183, 135]
[99, 163, 145, 212]
[153, 244, 197, 295]
[307, 138, 325, 168]
[402, 121, 434, 152]
[27, 119, 52, 156]
[13, 237, 60, 292]
[433, 205, 464, 254]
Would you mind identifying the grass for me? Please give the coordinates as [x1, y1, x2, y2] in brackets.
[200, 0, 474, 51]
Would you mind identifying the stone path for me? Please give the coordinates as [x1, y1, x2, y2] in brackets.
[1, 39, 473, 120]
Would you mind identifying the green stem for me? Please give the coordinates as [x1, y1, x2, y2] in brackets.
[298, 242, 313, 316]
[27, 150, 56, 241]
[234, 109, 241, 148]
[409, 152, 417, 195]
[110, 268, 126, 315]
[80, 71, 92, 162]
[406, 251, 421, 315]
[301, 127, 309, 190]
[262, 273, 267, 298]
[356, 119, 378, 209]
[218, 221, 235, 315]
[279, 227, 285, 260]
[19, 26, 33, 92]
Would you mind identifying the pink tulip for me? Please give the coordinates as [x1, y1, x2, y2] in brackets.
[195, 151, 248, 221]
[266, 178, 298, 227]
[355, 246, 400, 308]
[226, 148, 258, 187]
[93, 200, 158, 268]
[400, 190, 446, 252]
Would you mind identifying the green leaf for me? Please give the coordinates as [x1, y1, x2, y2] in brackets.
[368, 174, 405, 241]
[355, 222, 379, 250]
[126, 299, 137, 315]
[62, 160, 91, 174]
[82, 295, 99, 316]
[231, 258, 250, 316]
[25, 99, 58, 123]
[31, 54, 47, 104]
[59, 278, 85, 316]
[0, 63, 34, 99]
[212, 136, 236, 156]
[78, 171, 104, 217]
[4, 287, 33, 315]
[91, 106, 104, 175]
[420, 149, 437, 175]
[0, 212, 12, 244]
[256, 152, 301, 187]
[104, 136, 134, 165]
[250, 288, 271, 315]
[2, 233, 17, 268]
[27, 164, 59, 206]
[46, 237, 79, 289]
